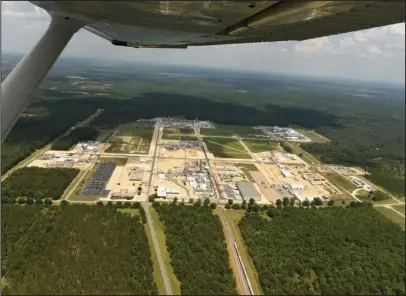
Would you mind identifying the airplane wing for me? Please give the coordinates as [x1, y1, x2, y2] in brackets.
[31, 1, 405, 48]
[3, 1, 405, 142]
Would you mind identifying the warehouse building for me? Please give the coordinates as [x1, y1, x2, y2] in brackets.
[236, 181, 261, 201]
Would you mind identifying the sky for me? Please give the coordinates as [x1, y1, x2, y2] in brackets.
[2, 1, 405, 84]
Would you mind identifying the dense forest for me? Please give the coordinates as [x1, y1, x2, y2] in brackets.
[51, 127, 99, 150]
[1, 100, 96, 174]
[155, 203, 236, 295]
[2, 167, 79, 200]
[1, 204, 156, 295]
[239, 205, 405, 295]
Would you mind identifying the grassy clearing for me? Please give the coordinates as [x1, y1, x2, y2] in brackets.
[392, 205, 405, 215]
[356, 189, 392, 203]
[67, 164, 100, 202]
[115, 123, 154, 139]
[243, 139, 281, 153]
[204, 138, 251, 159]
[62, 170, 87, 199]
[68, 195, 99, 202]
[179, 128, 194, 134]
[118, 208, 140, 217]
[201, 124, 265, 137]
[148, 207, 181, 295]
[296, 129, 330, 143]
[374, 207, 405, 231]
[219, 209, 263, 295]
[99, 157, 128, 165]
[162, 128, 197, 141]
[323, 173, 357, 192]
[144, 223, 166, 295]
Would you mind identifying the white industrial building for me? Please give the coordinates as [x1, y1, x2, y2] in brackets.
[157, 187, 179, 198]
[290, 184, 304, 190]
[281, 169, 294, 178]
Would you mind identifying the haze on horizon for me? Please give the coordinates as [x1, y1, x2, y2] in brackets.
[1, 1, 405, 84]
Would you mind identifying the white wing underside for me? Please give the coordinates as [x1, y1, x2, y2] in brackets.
[31, 1, 405, 49]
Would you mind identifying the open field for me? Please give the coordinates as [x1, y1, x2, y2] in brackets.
[115, 123, 155, 138]
[296, 129, 330, 143]
[242, 139, 281, 153]
[149, 207, 181, 295]
[355, 189, 392, 203]
[107, 123, 153, 153]
[323, 173, 357, 192]
[67, 163, 100, 202]
[201, 124, 265, 137]
[219, 209, 263, 295]
[204, 138, 251, 159]
[144, 220, 166, 295]
[375, 207, 405, 231]
[393, 204, 405, 215]
[98, 157, 128, 165]
[162, 127, 196, 140]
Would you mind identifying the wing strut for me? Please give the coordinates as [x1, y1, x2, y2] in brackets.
[1, 15, 85, 142]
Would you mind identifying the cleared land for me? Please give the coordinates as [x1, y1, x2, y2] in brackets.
[355, 189, 392, 203]
[392, 204, 405, 215]
[239, 206, 405, 295]
[323, 173, 357, 192]
[108, 123, 153, 154]
[162, 128, 196, 140]
[149, 207, 181, 295]
[201, 124, 265, 137]
[296, 129, 330, 143]
[242, 140, 281, 153]
[204, 138, 251, 159]
[375, 207, 405, 230]
[219, 209, 263, 295]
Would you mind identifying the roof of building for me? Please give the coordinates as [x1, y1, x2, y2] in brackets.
[236, 181, 260, 199]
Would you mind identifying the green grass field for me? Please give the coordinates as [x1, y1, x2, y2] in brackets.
[392, 204, 405, 215]
[296, 129, 330, 143]
[98, 157, 128, 165]
[323, 173, 358, 192]
[200, 124, 265, 137]
[162, 128, 197, 141]
[115, 123, 154, 138]
[149, 207, 181, 295]
[243, 139, 281, 153]
[118, 208, 140, 217]
[356, 189, 392, 203]
[204, 138, 251, 159]
[217, 209, 263, 295]
[374, 207, 405, 231]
